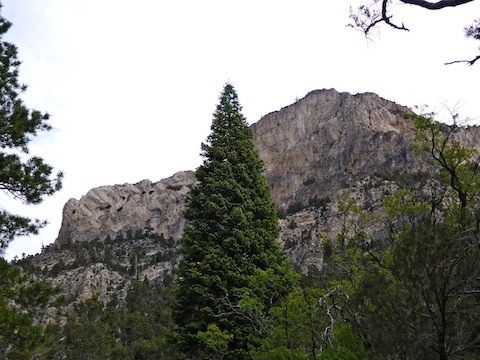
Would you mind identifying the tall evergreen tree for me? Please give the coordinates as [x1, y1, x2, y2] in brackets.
[173, 84, 295, 359]
[0, 3, 62, 357]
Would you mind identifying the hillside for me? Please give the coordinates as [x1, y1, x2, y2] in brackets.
[17, 88, 480, 323]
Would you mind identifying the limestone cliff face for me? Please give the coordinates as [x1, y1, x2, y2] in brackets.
[251, 89, 421, 211]
[55, 171, 196, 247]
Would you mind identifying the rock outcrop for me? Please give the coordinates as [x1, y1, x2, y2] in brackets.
[251, 89, 422, 211]
[55, 171, 196, 247]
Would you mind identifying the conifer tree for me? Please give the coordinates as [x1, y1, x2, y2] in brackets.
[0, 4, 62, 357]
[173, 84, 295, 359]
[0, 3, 62, 252]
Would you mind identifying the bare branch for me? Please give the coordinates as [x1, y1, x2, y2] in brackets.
[382, 0, 409, 31]
[445, 55, 480, 66]
[400, 0, 476, 10]
[350, 0, 479, 65]
[350, 0, 410, 34]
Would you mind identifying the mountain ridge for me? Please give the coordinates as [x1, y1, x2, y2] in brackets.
[23, 88, 480, 307]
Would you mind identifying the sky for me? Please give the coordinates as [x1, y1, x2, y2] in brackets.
[2, 0, 480, 260]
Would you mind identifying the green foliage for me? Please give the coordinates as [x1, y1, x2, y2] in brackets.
[257, 285, 327, 358]
[173, 83, 296, 359]
[41, 230, 179, 277]
[254, 280, 366, 360]
[412, 113, 480, 222]
[308, 196, 330, 213]
[53, 296, 123, 360]
[44, 280, 180, 359]
[259, 114, 480, 359]
[278, 196, 330, 219]
[316, 115, 480, 359]
[196, 323, 233, 360]
[0, 259, 58, 359]
[368, 170, 433, 190]
[285, 200, 306, 216]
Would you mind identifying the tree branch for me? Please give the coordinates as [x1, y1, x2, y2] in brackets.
[350, 0, 480, 66]
[400, 0, 476, 10]
[445, 54, 480, 66]
[383, 0, 409, 31]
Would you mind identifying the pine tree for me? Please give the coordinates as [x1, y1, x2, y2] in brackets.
[0, 3, 62, 357]
[0, 2, 62, 252]
[173, 84, 295, 359]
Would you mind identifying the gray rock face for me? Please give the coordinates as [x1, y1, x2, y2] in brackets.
[251, 89, 421, 211]
[55, 171, 196, 247]
[50, 263, 125, 303]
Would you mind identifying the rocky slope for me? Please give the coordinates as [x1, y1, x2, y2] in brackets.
[24, 88, 480, 306]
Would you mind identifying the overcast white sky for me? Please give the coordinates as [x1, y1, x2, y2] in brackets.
[2, 0, 480, 260]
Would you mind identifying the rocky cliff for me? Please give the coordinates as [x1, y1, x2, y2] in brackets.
[55, 171, 195, 247]
[252, 89, 419, 210]
[27, 88, 480, 305]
